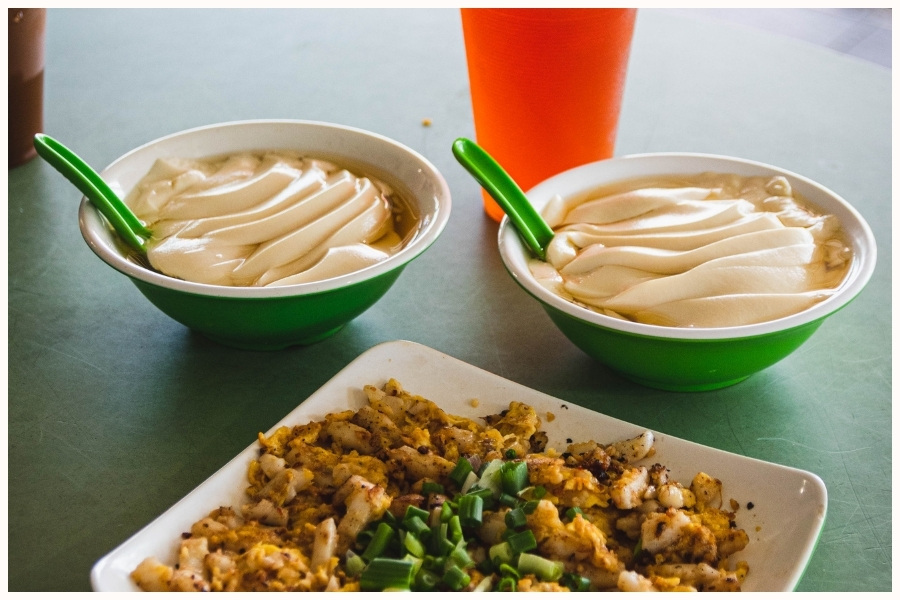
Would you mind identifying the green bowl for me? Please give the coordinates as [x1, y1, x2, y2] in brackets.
[498, 153, 876, 391]
[79, 120, 451, 350]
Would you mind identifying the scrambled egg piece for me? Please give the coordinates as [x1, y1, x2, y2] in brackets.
[131, 380, 749, 592]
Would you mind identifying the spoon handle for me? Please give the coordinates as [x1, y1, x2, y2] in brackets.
[33, 133, 149, 254]
[452, 137, 554, 260]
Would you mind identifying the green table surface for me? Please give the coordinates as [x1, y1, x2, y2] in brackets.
[7, 8, 891, 592]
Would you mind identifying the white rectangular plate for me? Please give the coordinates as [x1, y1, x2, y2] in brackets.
[91, 340, 827, 592]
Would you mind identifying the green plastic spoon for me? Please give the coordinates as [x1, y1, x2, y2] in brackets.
[452, 137, 555, 260]
[33, 133, 150, 254]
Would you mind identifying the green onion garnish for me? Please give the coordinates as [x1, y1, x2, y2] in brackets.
[442, 564, 471, 591]
[421, 481, 445, 495]
[517, 553, 563, 582]
[561, 572, 591, 591]
[404, 505, 430, 522]
[497, 576, 517, 592]
[448, 514, 463, 544]
[504, 506, 528, 529]
[449, 457, 474, 488]
[498, 562, 520, 580]
[359, 557, 416, 591]
[489, 541, 514, 566]
[500, 461, 529, 496]
[361, 521, 394, 562]
[465, 486, 494, 501]
[403, 529, 426, 558]
[415, 568, 439, 591]
[440, 501, 454, 524]
[457, 494, 484, 528]
[506, 529, 537, 554]
[344, 550, 366, 577]
[460, 470, 479, 494]
[403, 554, 423, 575]
[565, 506, 583, 520]
[404, 514, 429, 538]
[475, 459, 503, 497]
[499, 492, 519, 508]
[449, 540, 475, 569]
[440, 536, 456, 556]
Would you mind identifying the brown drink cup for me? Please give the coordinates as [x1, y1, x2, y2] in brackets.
[9, 8, 46, 168]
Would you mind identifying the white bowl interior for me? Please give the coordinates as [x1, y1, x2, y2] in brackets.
[499, 153, 877, 340]
[79, 120, 452, 298]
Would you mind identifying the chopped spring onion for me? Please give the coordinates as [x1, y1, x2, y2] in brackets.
[497, 576, 517, 592]
[344, 550, 366, 577]
[464, 486, 495, 501]
[518, 485, 546, 502]
[359, 557, 416, 591]
[361, 521, 394, 561]
[506, 529, 537, 554]
[475, 459, 503, 497]
[403, 514, 429, 538]
[499, 492, 519, 508]
[443, 564, 471, 591]
[489, 541, 514, 566]
[429, 523, 445, 555]
[403, 530, 426, 558]
[460, 470, 479, 494]
[440, 537, 456, 556]
[440, 501, 454, 524]
[430, 523, 454, 556]
[404, 505, 430, 522]
[449, 457, 474, 487]
[504, 448, 518, 459]
[421, 481, 445, 495]
[423, 554, 446, 573]
[415, 568, 439, 591]
[448, 514, 463, 544]
[561, 572, 591, 592]
[504, 506, 528, 529]
[500, 461, 529, 496]
[449, 540, 475, 569]
[517, 553, 563, 582]
[403, 554, 423, 575]
[565, 506, 583, 520]
[457, 494, 484, 528]
[498, 562, 520, 580]
[347, 447, 582, 592]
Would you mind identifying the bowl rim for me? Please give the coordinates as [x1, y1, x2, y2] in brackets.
[498, 151, 877, 341]
[78, 119, 452, 298]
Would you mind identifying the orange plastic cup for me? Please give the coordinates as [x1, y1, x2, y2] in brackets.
[461, 8, 637, 221]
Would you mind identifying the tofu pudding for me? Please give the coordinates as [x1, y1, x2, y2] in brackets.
[529, 173, 852, 328]
[125, 151, 415, 287]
